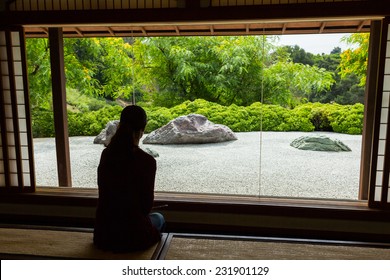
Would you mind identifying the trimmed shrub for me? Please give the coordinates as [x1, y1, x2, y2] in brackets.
[144, 107, 173, 133]
[328, 103, 364, 134]
[67, 105, 122, 136]
[31, 108, 55, 138]
[31, 98, 364, 137]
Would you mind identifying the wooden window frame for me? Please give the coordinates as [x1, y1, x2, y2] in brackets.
[37, 24, 378, 202]
[1, 24, 379, 200]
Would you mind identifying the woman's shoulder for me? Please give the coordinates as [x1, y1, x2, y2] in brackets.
[136, 147, 156, 163]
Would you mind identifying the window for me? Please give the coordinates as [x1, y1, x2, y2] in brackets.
[30, 32, 365, 201]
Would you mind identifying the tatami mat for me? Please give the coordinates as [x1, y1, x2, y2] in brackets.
[160, 234, 390, 260]
[0, 227, 166, 259]
[2, 227, 389, 260]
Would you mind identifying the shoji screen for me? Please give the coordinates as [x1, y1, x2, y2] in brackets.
[0, 28, 35, 192]
[370, 19, 390, 209]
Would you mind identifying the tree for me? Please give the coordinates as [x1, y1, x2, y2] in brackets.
[141, 36, 271, 107]
[279, 45, 315, 66]
[26, 38, 52, 109]
[27, 37, 146, 106]
[263, 60, 334, 107]
[339, 33, 370, 86]
[65, 38, 140, 100]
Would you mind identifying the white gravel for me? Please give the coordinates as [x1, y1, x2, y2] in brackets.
[33, 131, 362, 200]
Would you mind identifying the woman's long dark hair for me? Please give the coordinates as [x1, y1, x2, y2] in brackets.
[107, 105, 147, 150]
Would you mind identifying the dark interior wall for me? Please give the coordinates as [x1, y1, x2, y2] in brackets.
[0, 197, 389, 242]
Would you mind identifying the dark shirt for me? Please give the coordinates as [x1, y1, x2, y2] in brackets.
[93, 145, 160, 252]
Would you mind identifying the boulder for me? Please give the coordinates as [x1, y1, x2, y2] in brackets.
[290, 135, 351, 152]
[94, 120, 159, 158]
[93, 120, 119, 146]
[143, 114, 237, 145]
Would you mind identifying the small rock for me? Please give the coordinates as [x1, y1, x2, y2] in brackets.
[144, 147, 159, 158]
[290, 135, 351, 152]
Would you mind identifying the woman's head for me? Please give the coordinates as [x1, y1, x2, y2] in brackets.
[120, 105, 147, 132]
[108, 105, 147, 148]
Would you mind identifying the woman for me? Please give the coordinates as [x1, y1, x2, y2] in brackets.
[94, 105, 165, 252]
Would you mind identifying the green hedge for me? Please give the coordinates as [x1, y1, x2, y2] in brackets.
[145, 99, 363, 135]
[31, 99, 364, 138]
[32, 105, 123, 138]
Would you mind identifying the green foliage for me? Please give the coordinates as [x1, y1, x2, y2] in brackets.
[142, 36, 271, 107]
[339, 33, 370, 86]
[144, 99, 363, 135]
[66, 89, 108, 112]
[32, 104, 123, 138]
[263, 61, 335, 107]
[67, 105, 123, 136]
[27, 36, 363, 112]
[144, 107, 173, 133]
[282, 104, 315, 132]
[32, 98, 364, 137]
[280, 44, 365, 106]
[327, 103, 364, 134]
[26, 38, 52, 110]
[31, 108, 55, 138]
[26, 35, 366, 138]
[309, 104, 333, 131]
[247, 103, 287, 131]
[278, 45, 315, 66]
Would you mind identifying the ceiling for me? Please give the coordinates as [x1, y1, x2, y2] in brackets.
[23, 18, 372, 38]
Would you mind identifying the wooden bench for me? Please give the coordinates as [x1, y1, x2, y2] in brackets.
[0, 226, 166, 259]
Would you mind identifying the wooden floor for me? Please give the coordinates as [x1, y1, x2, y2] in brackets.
[1, 226, 390, 260]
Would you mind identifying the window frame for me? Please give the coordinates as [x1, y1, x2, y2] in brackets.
[34, 27, 375, 202]
[4, 1, 390, 219]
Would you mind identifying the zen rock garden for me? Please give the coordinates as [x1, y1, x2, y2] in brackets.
[94, 114, 351, 152]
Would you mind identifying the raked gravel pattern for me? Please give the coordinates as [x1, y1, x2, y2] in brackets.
[33, 131, 362, 200]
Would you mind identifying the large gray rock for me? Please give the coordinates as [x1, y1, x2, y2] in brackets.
[93, 120, 119, 146]
[143, 114, 237, 145]
[94, 120, 159, 158]
[290, 135, 351, 152]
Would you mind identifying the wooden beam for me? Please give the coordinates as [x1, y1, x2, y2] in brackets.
[74, 27, 83, 37]
[107, 27, 115, 36]
[48, 28, 72, 187]
[319, 22, 326, 33]
[174, 26, 180, 35]
[357, 20, 366, 32]
[360, 20, 382, 200]
[140, 26, 147, 36]
[1, 2, 388, 26]
[282, 23, 287, 34]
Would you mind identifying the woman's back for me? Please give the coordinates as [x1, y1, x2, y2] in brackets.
[93, 106, 161, 252]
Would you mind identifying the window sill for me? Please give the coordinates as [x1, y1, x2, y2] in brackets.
[0, 186, 388, 222]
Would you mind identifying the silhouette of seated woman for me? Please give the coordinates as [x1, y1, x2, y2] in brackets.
[94, 105, 165, 252]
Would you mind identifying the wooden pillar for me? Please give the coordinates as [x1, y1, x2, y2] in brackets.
[49, 28, 72, 187]
[359, 21, 382, 200]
